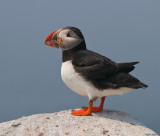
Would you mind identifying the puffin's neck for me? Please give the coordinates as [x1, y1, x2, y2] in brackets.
[62, 41, 87, 62]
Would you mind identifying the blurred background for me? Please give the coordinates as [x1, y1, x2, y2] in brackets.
[0, 0, 159, 134]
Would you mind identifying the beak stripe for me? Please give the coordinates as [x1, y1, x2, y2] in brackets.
[45, 31, 57, 44]
[52, 32, 58, 41]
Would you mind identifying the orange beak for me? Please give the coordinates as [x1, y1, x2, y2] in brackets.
[45, 29, 62, 48]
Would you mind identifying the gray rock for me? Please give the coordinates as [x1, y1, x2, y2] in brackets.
[0, 109, 158, 136]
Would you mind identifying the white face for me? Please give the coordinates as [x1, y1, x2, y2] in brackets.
[58, 29, 83, 50]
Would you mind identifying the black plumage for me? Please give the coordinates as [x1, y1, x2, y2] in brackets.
[63, 44, 148, 91]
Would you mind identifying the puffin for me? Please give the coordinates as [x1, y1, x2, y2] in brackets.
[45, 26, 148, 116]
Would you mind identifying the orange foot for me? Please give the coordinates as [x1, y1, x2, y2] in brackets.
[82, 97, 105, 112]
[72, 109, 91, 116]
[72, 101, 93, 116]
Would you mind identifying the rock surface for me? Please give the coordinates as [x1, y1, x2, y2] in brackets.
[0, 109, 158, 136]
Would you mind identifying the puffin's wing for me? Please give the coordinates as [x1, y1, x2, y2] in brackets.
[72, 50, 119, 79]
[118, 62, 139, 73]
[72, 50, 147, 90]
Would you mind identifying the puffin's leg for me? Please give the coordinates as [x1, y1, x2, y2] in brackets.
[72, 100, 93, 116]
[83, 97, 105, 112]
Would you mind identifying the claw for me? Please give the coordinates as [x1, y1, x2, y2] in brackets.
[72, 101, 93, 116]
[81, 106, 85, 109]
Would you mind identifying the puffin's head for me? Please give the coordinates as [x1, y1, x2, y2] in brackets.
[45, 27, 84, 50]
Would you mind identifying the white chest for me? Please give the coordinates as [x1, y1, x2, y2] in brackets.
[61, 61, 92, 97]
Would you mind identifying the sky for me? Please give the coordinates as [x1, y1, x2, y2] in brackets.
[0, 0, 160, 134]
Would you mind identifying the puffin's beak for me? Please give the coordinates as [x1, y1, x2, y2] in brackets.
[45, 29, 62, 48]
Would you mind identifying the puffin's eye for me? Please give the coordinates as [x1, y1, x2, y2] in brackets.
[67, 32, 71, 37]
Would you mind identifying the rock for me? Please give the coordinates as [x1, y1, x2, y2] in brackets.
[0, 109, 158, 136]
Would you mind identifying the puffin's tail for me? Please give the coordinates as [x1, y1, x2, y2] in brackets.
[129, 82, 148, 89]
[139, 82, 148, 88]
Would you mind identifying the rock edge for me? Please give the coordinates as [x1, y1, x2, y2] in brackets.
[0, 109, 158, 136]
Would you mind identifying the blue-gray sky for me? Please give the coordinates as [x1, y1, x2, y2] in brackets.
[0, 0, 160, 134]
